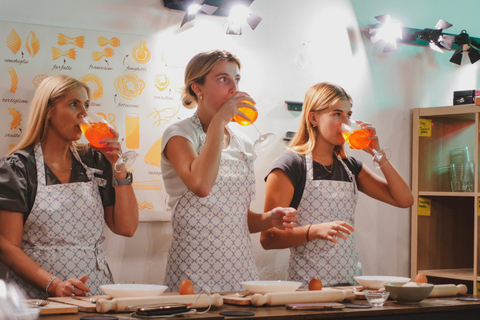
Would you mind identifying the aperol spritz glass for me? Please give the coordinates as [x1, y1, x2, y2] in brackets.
[233, 101, 276, 151]
[80, 111, 138, 172]
[340, 119, 390, 169]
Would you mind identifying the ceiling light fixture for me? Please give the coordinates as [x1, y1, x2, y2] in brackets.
[180, 1, 218, 28]
[367, 14, 403, 53]
[365, 15, 480, 65]
[449, 30, 480, 65]
[163, 0, 261, 34]
[226, 4, 262, 35]
[414, 19, 456, 53]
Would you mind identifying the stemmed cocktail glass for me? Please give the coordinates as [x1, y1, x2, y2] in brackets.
[233, 101, 276, 151]
[340, 119, 390, 169]
[79, 111, 138, 172]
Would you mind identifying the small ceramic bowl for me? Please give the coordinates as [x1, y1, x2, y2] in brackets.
[364, 291, 390, 307]
[384, 282, 434, 303]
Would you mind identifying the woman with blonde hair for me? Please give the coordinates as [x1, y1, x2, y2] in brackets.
[0, 75, 138, 298]
[161, 50, 297, 292]
[260, 82, 413, 287]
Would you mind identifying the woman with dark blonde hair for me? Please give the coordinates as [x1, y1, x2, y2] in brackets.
[260, 82, 413, 287]
[161, 50, 297, 292]
[0, 75, 138, 298]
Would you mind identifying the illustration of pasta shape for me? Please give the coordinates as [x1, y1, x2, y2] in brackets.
[91, 47, 114, 61]
[154, 74, 170, 92]
[25, 31, 40, 57]
[51, 47, 76, 60]
[80, 74, 104, 100]
[8, 67, 18, 93]
[114, 74, 145, 100]
[132, 40, 150, 64]
[97, 36, 120, 47]
[7, 29, 21, 54]
[138, 201, 154, 210]
[32, 74, 48, 88]
[57, 33, 85, 48]
[8, 108, 22, 130]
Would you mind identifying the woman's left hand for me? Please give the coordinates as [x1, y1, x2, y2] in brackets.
[269, 207, 297, 231]
[89, 127, 122, 168]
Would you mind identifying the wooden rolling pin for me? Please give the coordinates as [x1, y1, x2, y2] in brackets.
[96, 293, 223, 313]
[428, 284, 468, 297]
[250, 288, 355, 307]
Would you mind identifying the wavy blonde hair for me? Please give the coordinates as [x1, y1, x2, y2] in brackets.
[182, 49, 241, 109]
[289, 82, 352, 158]
[8, 75, 90, 155]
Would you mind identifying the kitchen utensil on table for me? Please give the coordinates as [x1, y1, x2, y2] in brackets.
[29, 299, 50, 307]
[27, 300, 79, 315]
[222, 292, 253, 305]
[240, 280, 302, 294]
[250, 288, 355, 307]
[384, 282, 433, 303]
[428, 284, 467, 297]
[48, 296, 107, 312]
[364, 291, 390, 307]
[99, 284, 168, 298]
[353, 276, 410, 290]
[96, 293, 223, 313]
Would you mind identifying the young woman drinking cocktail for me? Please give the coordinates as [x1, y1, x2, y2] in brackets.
[160, 49, 297, 293]
[260, 82, 413, 288]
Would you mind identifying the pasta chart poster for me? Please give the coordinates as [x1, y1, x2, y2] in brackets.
[0, 20, 192, 221]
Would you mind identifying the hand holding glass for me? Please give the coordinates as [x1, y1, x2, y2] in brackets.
[233, 101, 276, 151]
[341, 120, 390, 169]
[80, 111, 138, 172]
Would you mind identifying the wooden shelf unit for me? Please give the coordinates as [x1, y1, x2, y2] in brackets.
[411, 104, 480, 295]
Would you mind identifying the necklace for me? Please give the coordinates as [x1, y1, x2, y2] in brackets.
[322, 163, 333, 174]
[48, 162, 72, 173]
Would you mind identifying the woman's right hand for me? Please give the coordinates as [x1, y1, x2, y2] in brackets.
[215, 91, 257, 125]
[54, 275, 90, 297]
[310, 221, 354, 243]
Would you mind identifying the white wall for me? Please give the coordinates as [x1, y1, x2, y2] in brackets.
[1, 0, 479, 285]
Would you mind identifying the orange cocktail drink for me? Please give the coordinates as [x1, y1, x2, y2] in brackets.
[233, 101, 258, 126]
[341, 127, 373, 150]
[80, 122, 115, 148]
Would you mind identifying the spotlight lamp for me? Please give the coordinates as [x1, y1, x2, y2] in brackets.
[180, 1, 218, 28]
[414, 19, 456, 53]
[368, 14, 403, 52]
[224, 3, 262, 35]
[449, 30, 480, 65]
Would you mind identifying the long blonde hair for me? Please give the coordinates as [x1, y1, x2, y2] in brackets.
[289, 82, 352, 158]
[182, 49, 241, 109]
[8, 75, 90, 155]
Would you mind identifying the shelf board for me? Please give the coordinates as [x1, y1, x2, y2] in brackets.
[416, 104, 480, 117]
[420, 268, 480, 281]
[418, 192, 477, 197]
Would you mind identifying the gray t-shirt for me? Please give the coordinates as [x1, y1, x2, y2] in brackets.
[0, 146, 115, 222]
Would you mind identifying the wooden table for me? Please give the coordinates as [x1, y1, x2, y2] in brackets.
[39, 296, 480, 320]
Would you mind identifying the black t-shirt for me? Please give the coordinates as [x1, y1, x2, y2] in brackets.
[0, 146, 115, 222]
[265, 151, 363, 209]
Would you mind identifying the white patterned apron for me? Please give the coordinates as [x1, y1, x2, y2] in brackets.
[6, 143, 114, 298]
[287, 153, 360, 288]
[164, 113, 259, 293]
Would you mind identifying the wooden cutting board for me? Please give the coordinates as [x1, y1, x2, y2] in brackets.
[49, 295, 110, 312]
[28, 300, 78, 315]
[222, 293, 252, 305]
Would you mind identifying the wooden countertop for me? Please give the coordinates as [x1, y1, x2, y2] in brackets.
[39, 296, 480, 320]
